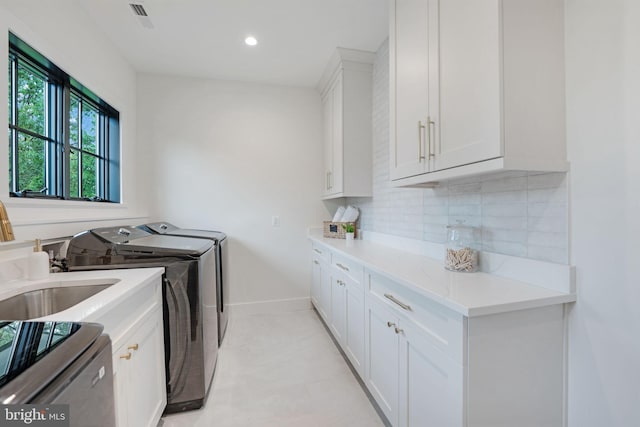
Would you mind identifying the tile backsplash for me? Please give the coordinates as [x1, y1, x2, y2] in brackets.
[348, 40, 568, 264]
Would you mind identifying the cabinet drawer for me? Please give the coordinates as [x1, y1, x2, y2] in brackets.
[368, 272, 465, 364]
[312, 243, 331, 264]
[332, 253, 364, 286]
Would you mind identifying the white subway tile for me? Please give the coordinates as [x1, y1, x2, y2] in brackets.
[482, 190, 528, 204]
[482, 216, 527, 230]
[482, 203, 527, 217]
[527, 231, 567, 248]
[481, 176, 527, 193]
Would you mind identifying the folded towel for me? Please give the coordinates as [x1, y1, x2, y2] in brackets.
[332, 206, 346, 222]
[341, 205, 360, 223]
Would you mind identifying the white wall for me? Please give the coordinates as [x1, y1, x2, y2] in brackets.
[0, 2, 148, 242]
[137, 75, 327, 307]
[349, 40, 569, 264]
[566, 0, 640, 425]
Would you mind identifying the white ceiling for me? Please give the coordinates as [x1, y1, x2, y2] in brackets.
[75, 0, 389, 87]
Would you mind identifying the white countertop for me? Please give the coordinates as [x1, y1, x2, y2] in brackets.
[309, 230, 575, 317]
[0, 268, 164, 321]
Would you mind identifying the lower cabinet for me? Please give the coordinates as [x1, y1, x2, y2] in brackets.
[398, 319, 463, 427]
[330, 271, 366, 377]
[364, 296, 399, 424]
[90, 275, 166, 427]
[113, 305, 166, 427]
[344, 279, 365, 377]
[310, 243, 566, 427]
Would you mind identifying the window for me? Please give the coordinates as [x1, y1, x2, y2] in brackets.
[7, 33, 120, 202]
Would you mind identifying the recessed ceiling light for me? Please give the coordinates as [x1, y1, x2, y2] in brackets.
[245, 36, 258, 46]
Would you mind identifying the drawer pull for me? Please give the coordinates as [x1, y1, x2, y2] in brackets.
[384, 293, 412, 311]
[394, 327, 404, 335]
[313, 260, 320, 265]
[119, 353, 132, 360]
[128, 344, 139, 351]
[337, 279, 346, 287]
[336, 263, 350, 272]
[387, 321, 396, 328]
[314, 248, 322, 255]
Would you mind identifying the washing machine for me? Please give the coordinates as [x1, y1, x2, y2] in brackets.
[66, 225, 217, 413]
[139, 222, 229, 345]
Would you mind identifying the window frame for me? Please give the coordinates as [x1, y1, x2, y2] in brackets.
[7, 33, 120, 203]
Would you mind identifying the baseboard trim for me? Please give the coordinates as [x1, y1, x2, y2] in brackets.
[228, 297, 312, 316]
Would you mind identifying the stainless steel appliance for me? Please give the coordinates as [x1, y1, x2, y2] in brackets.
[0, 321, 115, 427]
[66, 226, 217, 413]
[140, 222, 229, 345]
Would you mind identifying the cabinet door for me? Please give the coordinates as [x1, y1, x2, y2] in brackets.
[390, 0, 431, 180]
[113, 348, 129, 427]
[322, 89, 333, 196]
[311, 258, 321, 307]
[345, 280, 365, 377]
[398, 320, 463, 427]
[431, 0, 502, 171]
[331, 72, 344, 194]
[365, 296, 400, 425]
[330, 276, 347, 344]
[116, 308, 166, 427]
[318, 262, 332, 322]
[127, 309, 166, 427]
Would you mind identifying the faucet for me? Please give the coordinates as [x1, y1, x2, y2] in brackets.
[0, 200, 15, 242]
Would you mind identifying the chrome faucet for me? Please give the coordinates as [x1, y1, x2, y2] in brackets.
[0, 200, 15, 242]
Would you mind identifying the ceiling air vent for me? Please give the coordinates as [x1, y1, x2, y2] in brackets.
[129, 3, 148, 17]
[129, 3, 154, 29]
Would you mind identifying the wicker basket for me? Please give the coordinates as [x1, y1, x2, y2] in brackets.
[323, 221, 357, 239]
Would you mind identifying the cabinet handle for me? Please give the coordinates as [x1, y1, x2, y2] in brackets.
[418, 120, 426, 162]
[394, 327, 404, 335]
[128, 344, 139, 351]
[329, 171, 332, 189]
[326, 172, 330, 190]
[387, 321, 396, 328]
[336, 263, 350, 272]
[314, 248, 322, 254]
[427, 117, 435, 159]
[313, 260, 320, 265]
[384, 293, 412, 311]
[119, 353, 132, 360]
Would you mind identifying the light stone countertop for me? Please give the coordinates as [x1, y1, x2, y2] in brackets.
[0, 268, 164, 321]
[308, 229, 575, 317]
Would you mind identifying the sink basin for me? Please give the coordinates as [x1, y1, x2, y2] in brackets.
[0, 281, 117, 320]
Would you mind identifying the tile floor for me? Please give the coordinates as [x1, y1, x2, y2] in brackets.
[160, 309, 385, 427]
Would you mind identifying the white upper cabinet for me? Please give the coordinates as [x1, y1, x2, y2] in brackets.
[319, 48, 374, 199]
[390, 0, 567, 186]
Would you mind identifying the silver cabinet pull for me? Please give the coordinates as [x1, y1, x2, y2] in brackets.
[427, 117, 435, 159]
[313, 260, 319, 265]
[336, 263, 350, 272]
[387, 321, 396, 328]
[418, 120, 426, 162]
[394, 327, 404, 335]
[314, 248, 322, 255]
[384, 293, 412, 311]
[328, 171, 333, 190]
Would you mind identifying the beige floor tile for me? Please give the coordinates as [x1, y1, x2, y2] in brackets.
[160, 309, 384, 427]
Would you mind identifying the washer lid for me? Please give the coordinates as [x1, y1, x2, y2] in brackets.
[166, 229, 226, 241]
[87, 226, 214, 255]
[119, 234, 214, 255]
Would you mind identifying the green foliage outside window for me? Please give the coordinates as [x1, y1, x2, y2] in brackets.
[8, 33, 120, 202]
